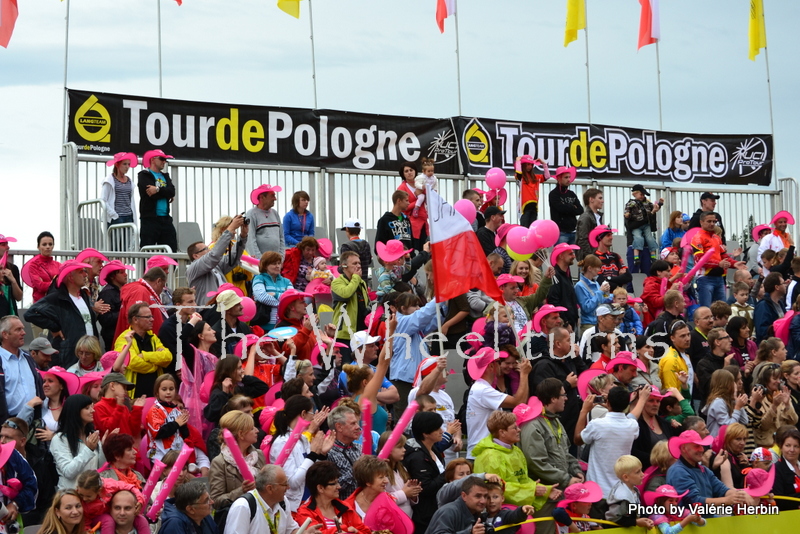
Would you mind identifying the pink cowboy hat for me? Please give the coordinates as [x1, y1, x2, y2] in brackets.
[668, 429, 714, 459]
[514, 155, 537, 173]
[376, 240, 412, 263]
[770, 210, 795, 226]
[557, 481, 603, 508]
[106, 152, 139, 168]
[553, 166, 577, 183]
[206, 283, 245, 299]
[711, 424, 728, 454]
[40, 366, 81, 396]
[744, 466, 776, 498]
[577, 369, 607, 400]
[75, 248, 110, 264]
[305, 278, 332, 294]
[680, 227, 701, 248]
[250, 184, 283, 205]
[588, 225, 617, 248]
[0, 442, 15, 471]
[752, 224, 772, 242]
[0, 234, 17, 243]
[78, 370, 108, 391]
[532, 304, 567, 333]
[496, 274, 524, 288]
[98, 260, 134, 286]
[513, 397, 543, 426]
[234, 334, 264, 359]
[549, 243, 579, 268]
[146, 255, 179, 271]
[317, 238, 333, 259]
[467, 347, 507, 381]
[363, 492, 415, 534]
[142, 149, 173, 168]
[643, 485, 689, 507]
[277, 288, 311, 322]
[310, 342, 348, 366]
[494, 223, 517, 247]
[56, 260, 93, 287]
[605, 351, 648, 373]
[627, 297, 643, 305]
[259, 405, 279, 433]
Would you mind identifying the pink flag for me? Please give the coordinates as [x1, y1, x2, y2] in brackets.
[436, 0, 456, 33]
[638, 0, 660, 49]
[426, 186, 504, 304]
[0, 0, 18, 49]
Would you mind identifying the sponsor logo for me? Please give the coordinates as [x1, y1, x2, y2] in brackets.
[74, 94, 111, 143]
[427, 128, 458, 164]
[730, 137, 768, 177]
[463, 118, 491, 166]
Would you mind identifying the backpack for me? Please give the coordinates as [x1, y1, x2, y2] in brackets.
[215, 491, 258, 531]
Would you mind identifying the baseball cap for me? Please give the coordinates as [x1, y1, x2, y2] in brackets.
[484, 206, 506, 218]
[342, 218, 362, 230]
[29, 337, 58, 354]
[700, 192, 720, 200]
[681, 213, 690, 223]
[351, 331, 381, 352]
[100, 372, 135, 390]
[596, 303, 624, 317]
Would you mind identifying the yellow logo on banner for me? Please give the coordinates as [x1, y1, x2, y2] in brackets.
[74, 94, 111, 143]
[464, 118, 491, 166]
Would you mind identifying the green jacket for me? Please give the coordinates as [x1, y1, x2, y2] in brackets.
[472, 435, 551, 510]
[519, 410, 583, 489]
[483, 276, 553, 321]
[331, 273, 369, 341]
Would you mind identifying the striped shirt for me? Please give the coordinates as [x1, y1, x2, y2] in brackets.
[114, 177, 134, 216]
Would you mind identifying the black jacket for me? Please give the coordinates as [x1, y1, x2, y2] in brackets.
[631, 416, 676, 469]
[643, 311, 686, 360]
[159, 313, 195, 380]
[476, 227, 497, 257]
[530, 355, 586, 446]
[374, 211, 412, 252]
[97, 282, 121, 351]
[773, 458, 800, 511]
[25, 285, 98, 369]
[0, 263, 20, 316]
[549, 186, 583, 234]
[339, 239, 373, 279]
[403, 442, 446, 534]
[547, 265, 579, 330]
[203, 375, 269, 424]
[211, 319, 253, 357]
[0, 350, 44, 424]
[137, 169, 176, 218]
[695, 353, 726, 408]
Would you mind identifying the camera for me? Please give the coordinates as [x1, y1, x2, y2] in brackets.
[240, 212, 250, 226]
[754, 384, 766, 395]
[479, 512, 495, 534]
[594, 396, 605, 404]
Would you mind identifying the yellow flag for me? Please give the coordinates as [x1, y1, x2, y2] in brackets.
[748, 0, 766, 60]
[278, 0, 301, 18]
[564, 0, 587, 47]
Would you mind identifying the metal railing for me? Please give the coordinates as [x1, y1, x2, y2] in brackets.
[61, 143, 797, 255]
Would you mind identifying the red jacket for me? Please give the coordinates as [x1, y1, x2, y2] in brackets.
[277, 316, 317, 361]
[691, 229, 733, 276]
[115, 280, 166, 339]
[281, 247, 302, 284]
[641, 276, 666, 317]
[94, 396, 144, 438]
[294, 498, 370, 534]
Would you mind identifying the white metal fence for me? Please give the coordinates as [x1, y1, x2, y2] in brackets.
[61, 142, 796, 256]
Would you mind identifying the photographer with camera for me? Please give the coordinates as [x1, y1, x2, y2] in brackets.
[744, 361, 798, 453]
[186, 214, 248, 306]
[424, 476, 490, 534]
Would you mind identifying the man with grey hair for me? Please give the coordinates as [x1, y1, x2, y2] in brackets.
[225, 465, 321, 534]
[0, 316, 43, 424]
[326, 406, 362, 499]
[160, 479, 218, 534]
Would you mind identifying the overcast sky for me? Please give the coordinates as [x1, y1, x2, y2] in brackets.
[1, 0, 797, 249]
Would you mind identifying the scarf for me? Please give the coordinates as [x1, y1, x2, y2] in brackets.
[138, 279, 168, 319]
[112, 466, 142, 489]
[221, 444, 260, 479]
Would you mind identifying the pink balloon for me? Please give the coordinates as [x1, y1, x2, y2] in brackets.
[239, 296, 256, 322]
[507, 226, 537, 255]
[453, 199, 477, 223]
[485, 167, 507, 190]
[531, 220, 559, 249]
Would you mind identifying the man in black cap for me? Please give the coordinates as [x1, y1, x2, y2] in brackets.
[477, 206, 506, 257]
[624, 184, 662, 265]
[28, 337, 57, 370]
[689, 192, 726, 242]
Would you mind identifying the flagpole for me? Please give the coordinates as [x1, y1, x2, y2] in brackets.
[760, 2, 776, 182]
[308, 0, 318, 108]
[453, 0, 463, 115]
[426, 184, 446, 356]
[655, 41, 663, 130]
[61, 0, 71, 143]
[157, 0, 163, 97]
[583, 4, 591, 123]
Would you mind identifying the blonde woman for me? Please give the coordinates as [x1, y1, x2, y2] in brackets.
[210, 215, 253, 293]
[67, 335, 103, 376]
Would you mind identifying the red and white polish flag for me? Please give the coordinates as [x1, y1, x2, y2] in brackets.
[638, 0, 660, 49]
[0, 0, 19, 49]
[436, 0, 456, 33]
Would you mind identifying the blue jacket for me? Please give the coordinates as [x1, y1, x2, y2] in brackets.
[160, 499, 219, 534]
[389, 299, 444, 384]
[283, 209, 315, 246]
[4, 449, 38, 513]
[660, 227, 686, 250]
[754, 294, 783, 344]
[621, 306, 643, 335]
[666, 457, 729, 512]
[575, 274, 606, 327]
[789, 313, 800, 360]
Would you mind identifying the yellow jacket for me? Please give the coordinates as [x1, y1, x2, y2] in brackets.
[658, 347, 688, 391]
[114, 328, 173, 397]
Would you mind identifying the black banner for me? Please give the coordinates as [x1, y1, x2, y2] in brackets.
[67, 89, 460, 174]
[455, 117, 772, 186]
[67, 89, 772, 185]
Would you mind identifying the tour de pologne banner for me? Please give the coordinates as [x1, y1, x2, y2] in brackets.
[67, 89, 772, 186]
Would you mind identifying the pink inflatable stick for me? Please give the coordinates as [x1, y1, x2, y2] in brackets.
[682, 247, 715, 285]
[141, 459, 166, 504]
[274, 418, 311, 467]
[222, 428, 256, 482]
[146, 444, 192, 521]
[377, 401, 419, 459]
[360, 398, 373, 455]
